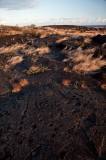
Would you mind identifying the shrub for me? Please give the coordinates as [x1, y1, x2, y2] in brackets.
[22, 28, 41, 38]
[0, 33, 8, 38]
[27, 65, 50, 75]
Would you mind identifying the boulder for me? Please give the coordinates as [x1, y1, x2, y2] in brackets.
[88, 71, 103, 80]
[102, 43, 106, 50]
[102, 43, 106, 57]
[92, 48, 101, 58]
[92, 35, 106, 45]
[26, 41, 33, 45]
[55, 42, 67, 50]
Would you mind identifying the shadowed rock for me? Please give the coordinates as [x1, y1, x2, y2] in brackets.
[92, 35, 106, 45]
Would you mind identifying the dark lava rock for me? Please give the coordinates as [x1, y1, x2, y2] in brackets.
[92, 48, 101, 58]
[81, 43, 92, 50]
[102, 43, 106, 50]
[76, 36, 84, 41]
[33, 39, 46, 48]
[92, 35, 106, 45]
[87, 71, 103, 80]
[26, 41, 33, 45]
[0, 76, 106, 160]
[55, 42, 67, 50]
[0, 34, 29, 47]
[101, 43, 106, 58]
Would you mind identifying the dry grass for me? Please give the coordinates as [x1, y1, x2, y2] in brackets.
[0, 33, 9, 38]
[0, 26, 48, 37]
[12, 78, 29, 93]
[21, 27, 51, 38]
[56, 37, 69, 43]
[22, 47, 37, 56]
[19, 79, 29, 87]
[27, 65, 50, 75]
[21, 46, 50, 57]
[0, 25, 22, 31]
[84, 37, 92, 44]
[12, 84, 21, 93]
[22, 28, 41, 38]
[72, 53, 106, 73]
[101, 84, 106, 90]
[63, 67, 71, 73]
[46, 27, 106, 37]
[35, 46, 50, 55]
[0, 25, 106, 39]
[0, 26, 22, 36]
[0, 44, 25, 55]
[4, 55, 23, 71]
[7, 55, 23, 66]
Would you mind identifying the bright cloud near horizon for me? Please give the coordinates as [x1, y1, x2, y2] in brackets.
[0, 0, 106, 26]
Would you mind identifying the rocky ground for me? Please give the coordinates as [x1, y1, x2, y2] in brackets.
[0, 25, 106, 160]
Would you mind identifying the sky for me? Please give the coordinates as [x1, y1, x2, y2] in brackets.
[0, 0, 106, 26]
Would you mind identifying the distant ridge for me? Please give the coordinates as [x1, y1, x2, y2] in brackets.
[43, 24, 106, 29]
[43, 25, 86, 29]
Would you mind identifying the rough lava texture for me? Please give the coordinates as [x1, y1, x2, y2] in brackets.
[0, 25, 106, 160]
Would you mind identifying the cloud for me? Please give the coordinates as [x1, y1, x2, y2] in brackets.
[0, 17, 106, 26]
[95, 18, 106, 23]
[37, 18, 88, 26]
[37, 17, 106, 26]
[0, 0, 38, 10]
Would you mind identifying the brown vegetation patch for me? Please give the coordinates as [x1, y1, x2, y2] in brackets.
[19, 78, 29, 87]
[12, 83, 21, 93]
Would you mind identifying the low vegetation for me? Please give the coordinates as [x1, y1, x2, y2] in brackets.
[26, 65, 51, 75]
[22, 28, 42, 37]
[72, 53, 106, 73]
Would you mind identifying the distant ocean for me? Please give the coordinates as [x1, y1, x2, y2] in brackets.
[84, 25, 106, 28]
